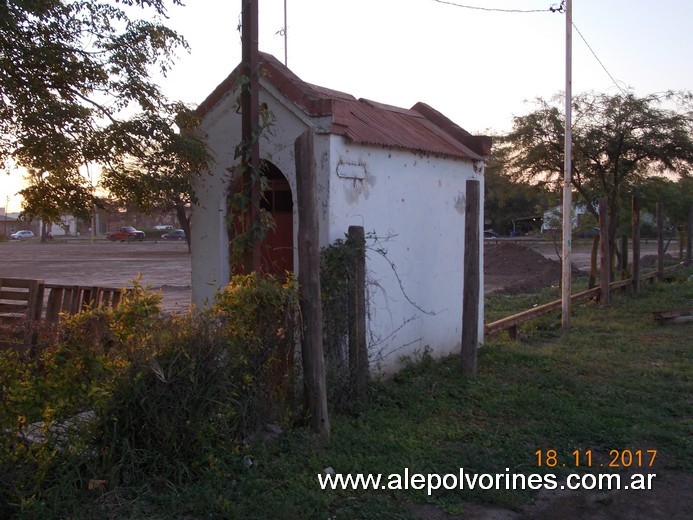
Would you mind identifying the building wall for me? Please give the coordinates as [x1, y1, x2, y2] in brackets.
[326, 138, 484, 372]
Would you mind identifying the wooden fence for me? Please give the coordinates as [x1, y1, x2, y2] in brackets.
[484, 265, 680, 338]
[485, 196, 690, 338]
[0, 277, 127, 325]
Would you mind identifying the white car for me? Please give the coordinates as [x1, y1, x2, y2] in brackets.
[10, 230, 35, 240]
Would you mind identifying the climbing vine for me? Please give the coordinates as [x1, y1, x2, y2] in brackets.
[226, 71, 276, 272]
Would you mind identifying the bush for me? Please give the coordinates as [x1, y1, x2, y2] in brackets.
[0, 273, 300, 516]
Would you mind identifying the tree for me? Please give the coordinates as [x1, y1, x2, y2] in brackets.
[485, 144, 551, 236]
[498, 91, 693, 265]
[1, 0, 208, 231]
[18, 168, 99, 239]
[99, 108, 208, 250]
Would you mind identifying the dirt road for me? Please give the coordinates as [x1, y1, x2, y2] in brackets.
[0, 239, 191, 313]
[0, 238, 667, 313]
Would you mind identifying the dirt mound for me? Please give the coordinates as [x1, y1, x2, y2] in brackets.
[484, 242, 562, 293]
[640, 253, 680, 267]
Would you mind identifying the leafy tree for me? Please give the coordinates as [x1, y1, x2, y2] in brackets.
[1, 0, 208, 235]
[497, 91, 693, 260]
[99, 108, 208, 250]
[485, 144, 551, 236]
[18, 168, 99, 239]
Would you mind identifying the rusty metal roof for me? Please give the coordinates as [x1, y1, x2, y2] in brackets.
[197, 52, 491, 161]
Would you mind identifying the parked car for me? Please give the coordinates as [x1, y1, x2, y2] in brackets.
[484, 230, 500, 240]
[154, 225, 174, 230]
[10, 230, 35, 240]
[106, 226, 145, 242]
[161, 229, 186, 240]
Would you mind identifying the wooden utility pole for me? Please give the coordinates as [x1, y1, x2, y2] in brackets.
[687, 205, 692, 266]
[461, 179, 480, 377]
[241, 0, 261, 272]
[295, 129, 330, 436]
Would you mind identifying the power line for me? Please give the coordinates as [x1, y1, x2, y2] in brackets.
[572, 22, 627, 95]
[431, 1, 627, 96]
[431, 0, 565, 14]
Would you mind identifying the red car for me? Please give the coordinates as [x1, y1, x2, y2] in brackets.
[106, 226, 146, 242]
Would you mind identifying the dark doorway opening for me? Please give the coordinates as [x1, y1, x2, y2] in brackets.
[258, 161, 294, 275]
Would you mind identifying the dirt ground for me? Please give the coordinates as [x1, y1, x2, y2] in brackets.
[0, 238, 665, 311]
[0, 239, 192, 313]
[1, 238, 687, 519]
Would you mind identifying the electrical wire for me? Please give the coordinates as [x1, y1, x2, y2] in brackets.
[572, 22, 628, 95]
[431, 1, 628, 95]
[431, 0, 564, 14]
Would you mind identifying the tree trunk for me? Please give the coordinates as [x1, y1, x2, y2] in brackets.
[175, 200, 191, 253]
[588, 234, 599, 288]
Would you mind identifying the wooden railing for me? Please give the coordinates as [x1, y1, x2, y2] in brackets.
[0, 278, 44, 324]
[484, 265, 682, 338]
[0, 278, 127, 326]
[43, 283, 126, 322]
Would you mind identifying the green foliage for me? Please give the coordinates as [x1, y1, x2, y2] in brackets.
[208, 272, 299, 428]
[484, 143, 551, 235]
[498, 90, 693, 248]
[1, 0, 208, 229]
[320, 235, 360, 384]
[0, 273, 300, 517]
[1, 269, 691, 517]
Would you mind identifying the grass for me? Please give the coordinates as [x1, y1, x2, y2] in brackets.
[113, 265, 691, 519]
[5, 265, 692, 519]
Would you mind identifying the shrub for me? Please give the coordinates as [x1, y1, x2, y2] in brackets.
[0, 273, 301, 515]
[207, 272, 299, 429]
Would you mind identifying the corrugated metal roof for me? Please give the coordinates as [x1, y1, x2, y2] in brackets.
[197, 52, 491, 161]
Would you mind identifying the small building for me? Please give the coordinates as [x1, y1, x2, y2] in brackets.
[191, 53, 491, 372]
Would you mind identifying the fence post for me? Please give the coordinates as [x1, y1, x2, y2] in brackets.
[687, 205, 692, 266]
[632, 196, 641, 295]
[295, 129, 330, 436]
[656, 202, 664, 282]
[348, 225, 368, 397]
[620, 235, 628, 281]
[599, 198, 611, 305]
[461, 179, 480, 377]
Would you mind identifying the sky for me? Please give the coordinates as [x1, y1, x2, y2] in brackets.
[2, 0, 692, 211]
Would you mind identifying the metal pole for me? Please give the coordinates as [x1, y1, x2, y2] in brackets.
[561, 0, 573, 330]
[284, 0, 288, 66]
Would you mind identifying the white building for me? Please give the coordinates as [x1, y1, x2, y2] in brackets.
[191, 53, 491, 372]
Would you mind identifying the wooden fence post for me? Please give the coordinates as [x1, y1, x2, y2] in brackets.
[620, 235, 628, 280]
[687, 205, 692, 266]
[348, 225, 368, 397]
[599, 198, 611, 305]
[632, 196, 641, 295]
[656, 202, 664, 282]
[295, 129, 330, 436]
[461, 179, 480, 377]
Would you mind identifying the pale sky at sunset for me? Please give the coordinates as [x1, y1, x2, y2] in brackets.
[3, 0, 692, 210]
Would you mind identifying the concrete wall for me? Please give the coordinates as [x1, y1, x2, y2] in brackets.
[326, 138, 484, 372]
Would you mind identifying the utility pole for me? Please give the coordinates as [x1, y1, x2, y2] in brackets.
[561, 0, 573, 331]
[241, 0, 261, 272]
[283, 0, 288, 66]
